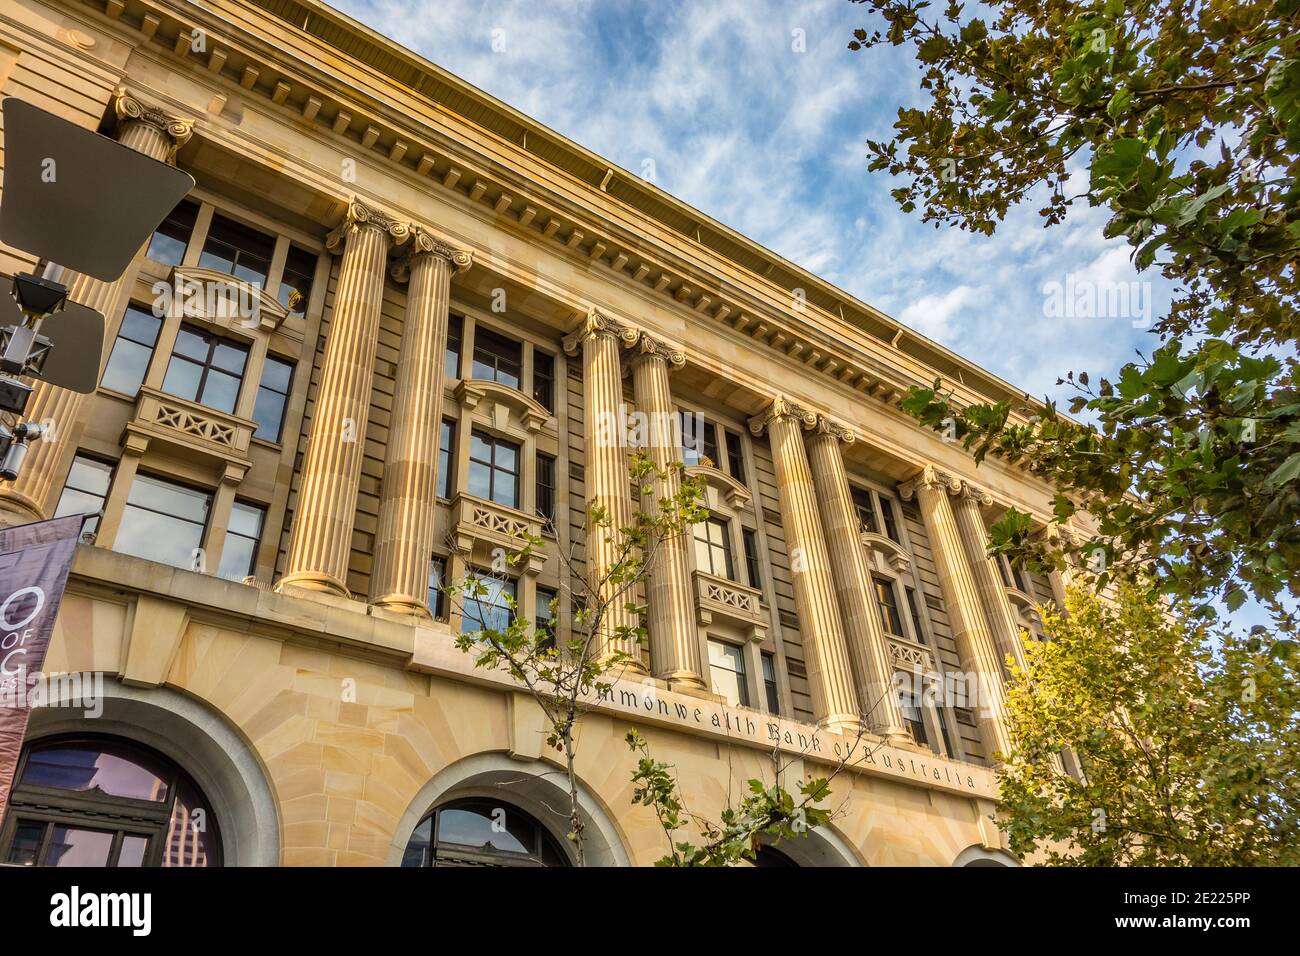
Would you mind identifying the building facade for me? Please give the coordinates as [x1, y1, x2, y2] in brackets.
[0, 0, 1078, 866]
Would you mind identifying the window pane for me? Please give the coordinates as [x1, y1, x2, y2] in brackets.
[200, 214, 274, 288]
[445, 314, 463, 379]
[5, 820, 43, 865]
[200, 370, 241, 414]
[467, 460, 491, 499]
[117, 475, 211, 570]
[146, 199, 197, 266]
[494, 473, 518, 509]
[437, 420, 455, 499]
[278, 245, 317, 314]
[55, 455, 113, 533]
[437, 806, 530, 854]
[401, 816, 433, 867]
[533, 351, 555, 411]
[725, 431, 745, 482]
[227, 501, 264, 537]
[879, 498, 900, 543]
[212, 341, 248, 375]
[259, 355, 293, 394]
[161, 356, 203, 401]
[708, 640, 748, 707]
[46, 826, 115, 867]
[252, 388, 286, 442]
[21, 743, 170, 801]
[101, 337, 156, 396]
[171, 327, 209, 361]
[117, 835, 149, 868]
[427, 558, 446, 620]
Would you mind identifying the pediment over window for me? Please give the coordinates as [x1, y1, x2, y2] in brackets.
[455, 378, 553, 434]
[685, 464, 751, 511]
[861, 531, 911, 574]
[171, 266, 290, 333]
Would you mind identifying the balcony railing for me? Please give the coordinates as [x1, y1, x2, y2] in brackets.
[693, 570, 766, 640]
[124, 387, 255, 478]
[886, 634, 934, 673]
[448, 493, 546, 575]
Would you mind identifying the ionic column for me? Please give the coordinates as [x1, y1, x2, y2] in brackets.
[0, 90, 192, 528]
[1045, 524, 1080, 611]
[900, 466, 1013, 760]
[562, 308, 644, 671]
[370, 228, 472, 616]
[626, 331, 704, 689]
[749, 397, 860, 735]
[951, 483, 1028, 672]
[280, 200, 408, 595]
[804, 417, 910, 742]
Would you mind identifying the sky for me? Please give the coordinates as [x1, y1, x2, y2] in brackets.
[326, 1, 1272, 630]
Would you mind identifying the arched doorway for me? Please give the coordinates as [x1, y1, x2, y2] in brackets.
[401, 797, 570, 867]
[953, 845, 1019, 867]
[0, 735, 221, 867]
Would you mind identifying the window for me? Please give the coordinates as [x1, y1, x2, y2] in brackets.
[852, 486, 878, 535]
[54, 454, 114, 534]
[874, 576, 904, 637]
[427, 557, 447, 621]
[145, 198, 198, 267]
[725, 430, 746, 483]
[997, 554, 1029, 592]
[899, 692, 929, 746]
[693, 518, 734, 580]
[445, 313, 463, 379]
[460, 573, 516, 635]
[252, 355, 293, 442]
[161, 324, 249, 414]
[0, 736, 221, 867]
[198, 213, 274, 288]
[708, 639, 749, 707]
[536, 586, 557, 650]
[879, 497, 900, 543]
[533, 350, 555, 412]
[437, 419, 456, 499]
[471, 327, 522, 389]
[277, 244, 317, 314]
[115, 473, 211, 571]
[535, 452, 556, 524]
[100, 304, 161, 396]
[761, 652, 779, 714]
[742, 528, 762, 591]
[217, 501, 264, 581]
[468, 430, 520, 508]
[680, 413, 719, 468]
[905, 586, 927, 644]
[936, 706, 954, 757]
[401, 798, 568, 867]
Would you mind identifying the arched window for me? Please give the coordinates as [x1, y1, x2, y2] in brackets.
[401, 798, 569, 867]
[0, 736, 221, 867]
[752, 844, 799, 867]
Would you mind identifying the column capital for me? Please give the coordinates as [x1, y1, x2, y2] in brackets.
[561, 306, 639, 355]
[325, 199, 411, 253]
[391, 226, 473, 281]
[747, 394, 818, 436]
[113, 88, 193, 150]
[805, 414, 856, 445]
[898, 464, 963, 501]
[956, 481, 992, 507]
[624, 328, 686, 372]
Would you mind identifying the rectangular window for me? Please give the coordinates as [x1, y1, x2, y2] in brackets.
[461, 573, 516, 635]
[693, 518, 734, 580]
[115, 473, 212, 571]
[680, 413, 718, 468]
[532, 350, 555, 412]
[251, 355, 293, 442]
[427, 557, 447, 621]
[198, 213, 275, 288]
[54, 454, 114, 534]
[536, 586, 557, 650]
[535, 452, 556, 524]
[708, 639, 749, 707]
[277, 244, 317, 315]
[218, 500, 265, 581]
[742, 528, 762, 591]
[905, 586, 927, 644]
[145, 198, 198, 267]
[161, 323, 249, 414]
[471, 327, 522, 389]
[437, 419, 456, 499]
[879, 497, 900, 543]
[468, 430, 520, 509]
[936, 706, 954, 757]
[101, 304, 162, 396]
[874, 576, 904, 637]
[900, 691, 929, 746]
[445, 313, 464, 380]
[851, 486, 878, 535]
[761, 652, 779, 714]
[724, 430, 745, 483]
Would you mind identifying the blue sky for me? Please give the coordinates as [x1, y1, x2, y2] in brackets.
[329, 1, 1274, 630]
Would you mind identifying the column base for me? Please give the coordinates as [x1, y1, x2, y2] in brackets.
[0, 492, 45, 530]
[662, 670, 707, 692]
[276, 571, 351, 599]
[372, 593, 433, 620]
[817, 713, 863, 737]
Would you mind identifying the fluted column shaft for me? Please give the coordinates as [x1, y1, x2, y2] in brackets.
[370, 232, 471, 615]
[804, 422, 910, 742]
[627, 336, 703, 689]
[951, 487, 1028, 672]
[0, 93, 192, 528]
[750, 398, 860, 735]
[563, 309, 642, 669]
[902, 467, 1013, 759]
[281, 202, 406, 595]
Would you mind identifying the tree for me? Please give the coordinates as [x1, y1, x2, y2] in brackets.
[849, 0, 1300, 632]
[444, 452, 707, 865]
[998, 581, 1300, 865]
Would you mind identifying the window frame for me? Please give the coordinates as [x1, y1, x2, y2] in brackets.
[100, 303, 163, 398]
[217, 499, 266, 582]
[468, 429, 521, 509]
[54, 453, 116, 535]
[470, 326, 523, 390]
[114, 471, 214, 572]
[693, 517, 736, 580]
[160, 322, 250, 415]
[707, 637, 750, 708]
[251, 354, 294, 444]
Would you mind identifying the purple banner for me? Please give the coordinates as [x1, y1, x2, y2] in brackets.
[0, 513, 83, 823]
